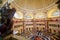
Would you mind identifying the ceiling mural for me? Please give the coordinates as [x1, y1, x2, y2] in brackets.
[24, 13, 33, 19]
[35, 12, 47, 19]
[48, 8, 60, 18]
[51, 10, 60, 17]
[14, 12, 23, 19]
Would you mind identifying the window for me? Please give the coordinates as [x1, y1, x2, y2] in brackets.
[14, 12, 23, 19]
[52, 10, 60, 17]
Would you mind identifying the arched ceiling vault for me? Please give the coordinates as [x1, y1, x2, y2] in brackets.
[12, 0, 57, 12]
[9, 0, 59, 19]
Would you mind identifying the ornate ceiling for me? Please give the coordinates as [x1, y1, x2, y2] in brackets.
[13, 0, 57, 11]
[12, 0, 59, 19]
